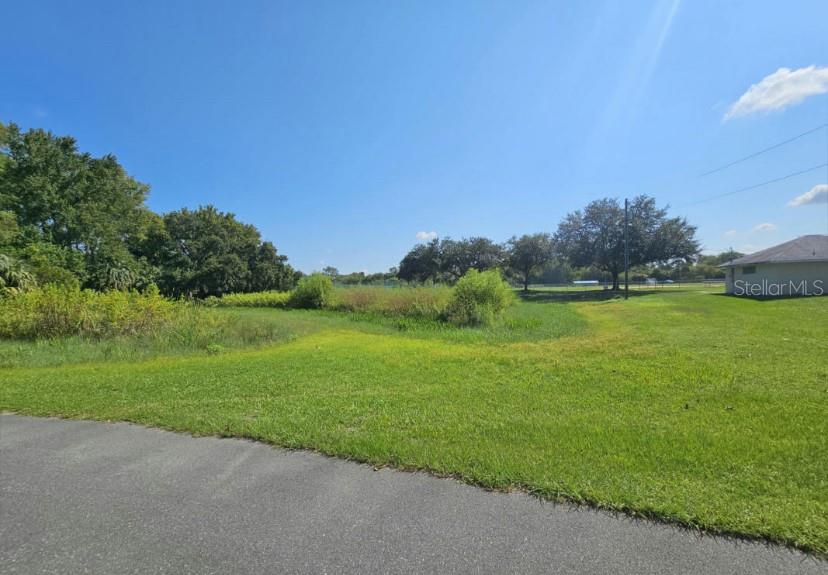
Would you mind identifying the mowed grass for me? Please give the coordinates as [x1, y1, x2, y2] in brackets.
[1, 290, 826, 554]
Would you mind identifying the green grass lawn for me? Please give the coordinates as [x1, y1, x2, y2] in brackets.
[2, 289, 826, 554]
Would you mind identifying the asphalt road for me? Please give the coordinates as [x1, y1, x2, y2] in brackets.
[0, 414, 824, 574]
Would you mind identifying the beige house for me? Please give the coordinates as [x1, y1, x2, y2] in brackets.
[721, 235, 828, 297]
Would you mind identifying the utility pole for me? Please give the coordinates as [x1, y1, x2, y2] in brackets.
[624, 198, 629, 300]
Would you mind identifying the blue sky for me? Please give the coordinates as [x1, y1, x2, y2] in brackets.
[4, 1, 827, 272]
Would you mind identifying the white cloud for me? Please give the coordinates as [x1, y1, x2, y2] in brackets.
[415, 231, 438, 241]
[788, 184, 828, 207]
[752, 222, 777, 232]
[724, 229, 737, 237]
[724, 66, 828, 121]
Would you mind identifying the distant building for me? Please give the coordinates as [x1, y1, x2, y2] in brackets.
[720, 235, 828, 296]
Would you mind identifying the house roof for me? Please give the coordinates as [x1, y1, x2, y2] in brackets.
[721, 235, 828, 266]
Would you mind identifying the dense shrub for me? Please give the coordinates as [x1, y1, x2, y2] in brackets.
[332, 286, 451, 319]
[0, 285, 179, 339]
[288, 273, 334, 309]
[444, 269, 514, 326]
[214, 291, 290, 308]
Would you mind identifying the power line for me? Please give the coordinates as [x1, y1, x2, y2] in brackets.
[699, 122, 828, 177]
[683, 163, 828, 207]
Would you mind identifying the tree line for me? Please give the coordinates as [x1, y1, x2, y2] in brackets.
[398, 196, 702, 291]
[0, 123, 298, 297]
[2, 122, 722, 297]
[319, 267, 399, 286]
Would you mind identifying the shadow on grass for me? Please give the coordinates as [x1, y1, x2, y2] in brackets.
[517, 289, 658, 303]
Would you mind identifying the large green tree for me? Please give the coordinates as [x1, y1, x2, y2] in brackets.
[555, 196, 699, 290]
[440, 237, 504, 282]
[398, 238, 442, 283]
[248, 241, 295, 292]
[1, 122, 296, 296]
[142, 206, 295, 297]
[506, 233, 555, 291]
[398, 237, 504, 284]
[0, 122, 153, 289]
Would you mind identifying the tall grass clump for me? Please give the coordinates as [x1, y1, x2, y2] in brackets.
[213, 291, 290, 308]
[332, 286, 451, 320]
[0, 285, 181, 339]
[288, 273, 334, 309]
[444, 269, 514, 327]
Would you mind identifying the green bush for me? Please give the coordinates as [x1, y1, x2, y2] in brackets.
[288, 273, 333, 309]
[205, 343, 226, 355]
[216, 291, 290, 308]
[0, 284, 179, 339]
[444, 269, 514, 327]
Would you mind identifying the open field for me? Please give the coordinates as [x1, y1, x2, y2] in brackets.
[1, 289, 826, 554]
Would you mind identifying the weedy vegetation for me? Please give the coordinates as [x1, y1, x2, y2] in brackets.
[0, 285, 178, 339]
[0, 285, 295, 367]
[214, 268, 515, 328]
[331, 285, 452, 319]
[209, 291, 291, 308]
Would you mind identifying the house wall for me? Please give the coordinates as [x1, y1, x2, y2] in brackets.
[725, 261, 828, 296]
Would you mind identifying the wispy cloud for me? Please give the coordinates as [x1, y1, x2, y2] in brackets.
[415, 231, 438, 241]
[724, 229, 737, 237]
[752, 222, 777, 233]
[724, 66, 828, 121]
[788, 183, 828, 206]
